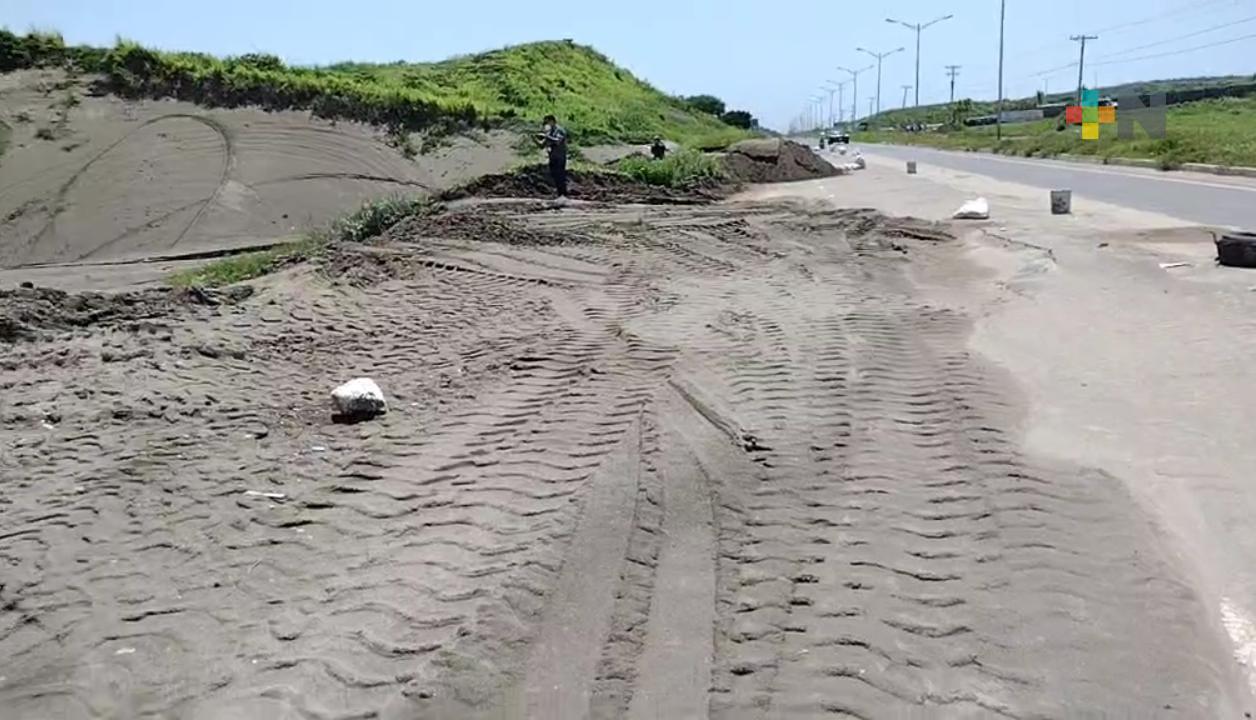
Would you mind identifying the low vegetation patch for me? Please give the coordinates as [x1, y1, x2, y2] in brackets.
[1, 30, 750, 149]
[169, 196, 431, 287]
[617, 150, 726, 187]
[167, 242, 313, 288]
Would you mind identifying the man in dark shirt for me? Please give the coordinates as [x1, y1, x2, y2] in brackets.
[651, 136, 667, 160]
[536, 115, 569, 198]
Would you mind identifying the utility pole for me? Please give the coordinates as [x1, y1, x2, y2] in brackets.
[1070, 34, 1098, 104]
[996, 0, 1006, 140]
[857, 45, 905, 117]
[945, 64, 961, 103]
[886, 14, 954, 107]
[901, 85, 912, 109]
[868, 96, 875, 118]
[837, 64, 873, 123]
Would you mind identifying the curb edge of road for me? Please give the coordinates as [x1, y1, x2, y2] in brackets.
[866, 143, 1256, 180]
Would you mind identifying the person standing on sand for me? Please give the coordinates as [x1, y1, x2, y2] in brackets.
[536, 115, 569, 198]
[651, 136, 667, 160]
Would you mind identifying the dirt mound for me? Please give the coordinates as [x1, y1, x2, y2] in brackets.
[0, 284, 252, 341]
[321, 208, 595, 286]
[720, 138, 839, 184]
[386, 209, 586, 247]
[440, 165, 721, 204]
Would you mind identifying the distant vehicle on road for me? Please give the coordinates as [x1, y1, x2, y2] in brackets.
[825, 130, 850, 145]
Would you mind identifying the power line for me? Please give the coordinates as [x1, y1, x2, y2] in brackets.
[1029, 59, 1079, 78]
[1091, 30, 1256, 66]
[1010, 0, 1234, 61]
[1092, 0, 1234, 36]
[1094, 14, 1256, 61]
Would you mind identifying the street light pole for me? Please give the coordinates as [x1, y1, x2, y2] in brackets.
[901, 85, 912, 109]
[886, 14, 954, 107]
[823, 85, 838, 127]
[857, 46, 905, 117]
[996, 0, 1006, 140]
[837, 65, 873, 124]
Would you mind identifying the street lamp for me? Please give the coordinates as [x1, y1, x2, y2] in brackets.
[825, 80, 848, 124]
[997, 0, 1006, 139]
[886, 14, 954, 107]
[837, 64, 873, 123]
[856, 46, 905, 117]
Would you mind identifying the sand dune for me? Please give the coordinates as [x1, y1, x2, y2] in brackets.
[0, 69, 516, 269]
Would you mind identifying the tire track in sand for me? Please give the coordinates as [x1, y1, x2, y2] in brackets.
[0, 201, 1238, 720]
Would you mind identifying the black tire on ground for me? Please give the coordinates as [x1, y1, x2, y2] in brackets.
[1215, 232, 1256, 268]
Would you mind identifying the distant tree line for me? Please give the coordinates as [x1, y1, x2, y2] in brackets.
[684, 94, 758, 130]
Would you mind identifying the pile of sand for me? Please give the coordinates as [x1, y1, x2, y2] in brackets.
[719, 138, 839, 184]
[440, 165, 722, 204]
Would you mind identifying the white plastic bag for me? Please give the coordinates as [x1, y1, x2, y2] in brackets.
[952, 197, 990, 220]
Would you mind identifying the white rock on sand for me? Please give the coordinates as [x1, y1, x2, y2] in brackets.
[331, 378, 388, 418]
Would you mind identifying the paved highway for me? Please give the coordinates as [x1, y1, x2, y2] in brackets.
[859, 144, 1256, 229]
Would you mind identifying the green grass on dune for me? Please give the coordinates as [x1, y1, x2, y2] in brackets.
[857, 96, 1256, 169]
[1, 29, 749, 148]
[168, 196, 430, 287]
[617, 150, 726, 187]
[167, 242, 310, 288]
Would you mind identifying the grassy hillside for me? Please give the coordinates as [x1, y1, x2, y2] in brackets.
[0, 30, 749, 148]
[857, 96, 1256, 168]
[865, 74, 1256, 129]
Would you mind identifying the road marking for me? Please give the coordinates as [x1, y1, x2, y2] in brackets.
[866, 146, 1256, 194]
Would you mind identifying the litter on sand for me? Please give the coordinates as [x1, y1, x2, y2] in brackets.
[953, 198, 990, 220]
[1159, 262, 1192, 269]
[243, 490, 287, 500]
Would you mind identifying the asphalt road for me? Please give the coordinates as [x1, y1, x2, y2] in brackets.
[859, 143, 1256, 229]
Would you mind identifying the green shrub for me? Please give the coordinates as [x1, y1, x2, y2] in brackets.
[617, 150, 725, 187]
[331, 195, 430, 243]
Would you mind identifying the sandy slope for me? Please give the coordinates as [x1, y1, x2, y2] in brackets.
[1, 190, 1244, 718]
[0, 69, 517, 269]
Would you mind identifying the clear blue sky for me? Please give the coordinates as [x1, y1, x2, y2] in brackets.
[7, 0, 1255, 130]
